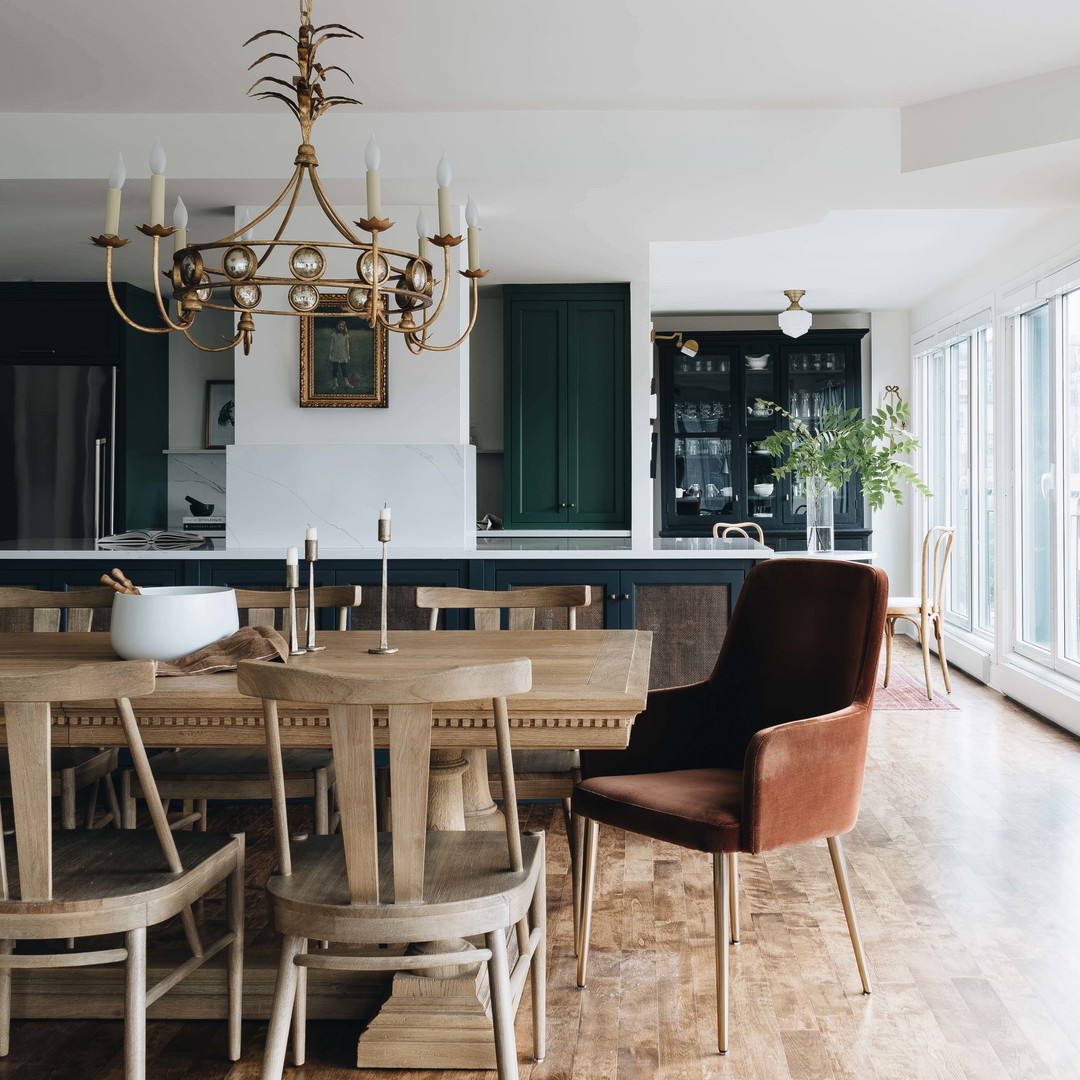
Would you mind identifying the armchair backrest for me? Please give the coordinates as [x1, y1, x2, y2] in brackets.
[711, 559, 888, 733]
[237, 657, 532, 904]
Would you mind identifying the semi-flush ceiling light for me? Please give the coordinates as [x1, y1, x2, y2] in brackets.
[778, 290, 812, 338]
[91, 1, 486, 356]
[651, 330, 699, 357]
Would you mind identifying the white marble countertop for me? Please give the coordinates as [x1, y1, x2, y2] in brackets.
[0, 537, 782, 561]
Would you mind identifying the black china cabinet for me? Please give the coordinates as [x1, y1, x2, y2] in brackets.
[656, 328, 870, 549]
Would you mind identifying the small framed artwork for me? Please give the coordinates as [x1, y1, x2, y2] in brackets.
[204, 380, 235, 449]
[299, 295, 388, 408]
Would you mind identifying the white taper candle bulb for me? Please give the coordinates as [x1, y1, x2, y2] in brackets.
[436, 152, 452, 235]
[172, 196, 188, 252]
[149, 138, 166, 226]
[104, 153, 125, 236]
[365, 135, 382, 219]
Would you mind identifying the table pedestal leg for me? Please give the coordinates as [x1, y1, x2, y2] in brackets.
[356, 748, 511, 1068]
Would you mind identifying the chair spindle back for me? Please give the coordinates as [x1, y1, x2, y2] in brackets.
[415, 585, 591, 632]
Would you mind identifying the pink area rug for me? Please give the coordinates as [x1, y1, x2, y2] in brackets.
[873, 661, 958, 711]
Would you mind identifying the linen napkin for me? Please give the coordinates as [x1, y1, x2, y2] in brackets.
[155, 625, 289, 676]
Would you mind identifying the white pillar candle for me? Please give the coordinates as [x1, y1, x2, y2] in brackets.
[104, 153, 125, 236]
[364, 135, 382, 219]
[465, 197, 480, 272]
[436, 152, 452, 235]
[172, 195, 188, 252]
[378, 504, 391, 543]
[306, 526, 318, 541]
[149, 138, 167, 227]
[286, 546, 299, 565]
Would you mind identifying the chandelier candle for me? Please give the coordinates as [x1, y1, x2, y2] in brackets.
[369, 506, 397, 654]
[104, 153, 125, 236]
[304, 526, 325, 651]
[285, 546, 304, 656]
[172, 197, 188, 253]
[365, 136, 382, 220]
[149, 139, 167, 227]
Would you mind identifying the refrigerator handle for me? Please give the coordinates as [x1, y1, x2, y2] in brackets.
[94, 437, 107, 540]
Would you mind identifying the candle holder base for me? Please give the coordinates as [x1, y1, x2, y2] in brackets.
[306, 644, 327, 652]
[289, 649, 306, 657]
[368, 646, 399, 655]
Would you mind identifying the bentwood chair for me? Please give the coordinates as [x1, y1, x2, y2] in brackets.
[237, 657, 546, 1080]
[883, 525, 955, 700]
[123, 585, 362, 833]
[573, 559, 888, 1054]
[415, 585, 591, 939]
[0, 660, 244, 1078]
[711, 522, 765, 543]
[0, 587, 125, 829]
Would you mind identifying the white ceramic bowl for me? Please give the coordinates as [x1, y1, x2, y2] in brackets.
[110, 586, 239, 661]
[753, 483, 775, 497]
[745, 355, 770, 370]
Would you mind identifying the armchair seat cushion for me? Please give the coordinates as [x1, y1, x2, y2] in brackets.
[573, 768, 742, 853]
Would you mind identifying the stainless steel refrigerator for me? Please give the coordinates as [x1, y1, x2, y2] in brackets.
[1, 362, 117, 542]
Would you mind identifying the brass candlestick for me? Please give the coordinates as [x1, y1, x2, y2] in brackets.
[286, 563, 304, 656]
[305, 537, 326, 652]
[368, 515, 398, 654]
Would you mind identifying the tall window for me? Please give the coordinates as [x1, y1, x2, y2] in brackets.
[1018, 305, 1052, 653]
[918, 329, 991, 636]
[976, 327, 995, 633]
[1062, 293, 1080, 665]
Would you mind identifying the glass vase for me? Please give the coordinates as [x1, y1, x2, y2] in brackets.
[804, 477, 835, 552]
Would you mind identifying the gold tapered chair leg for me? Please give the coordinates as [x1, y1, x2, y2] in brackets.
[713, 853, 730, 1054]
[882, 617, 894, 687]
[576, 819, 599, 988]
[827, 835, 871, 995]
[727, 852, 740, 944]
[919, 618, 934, 700]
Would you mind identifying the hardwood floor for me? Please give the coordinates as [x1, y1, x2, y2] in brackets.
[3, 638, 1080, 1079]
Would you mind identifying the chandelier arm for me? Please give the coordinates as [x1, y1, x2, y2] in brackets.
[257, 168, 307, 264]
[102, 247, 183, 334]
[180, 324, 246, 353]
[384, 277, 480, 352]
[218, 164, 304, 249]
[147, 236, 198, 332]
[308, 167, 364, 244]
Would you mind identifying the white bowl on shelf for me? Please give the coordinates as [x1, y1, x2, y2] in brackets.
[110, 586, 239, 661]
[745, 355, 770, 370]
[753, 483, 775, 497]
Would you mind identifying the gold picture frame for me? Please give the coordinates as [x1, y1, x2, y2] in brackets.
[299, 295, 388, 408]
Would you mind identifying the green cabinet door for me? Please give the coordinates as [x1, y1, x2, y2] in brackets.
[504, 284, 629, 529]
[505, 300, 567, 524]
[567, 301, 627, 524]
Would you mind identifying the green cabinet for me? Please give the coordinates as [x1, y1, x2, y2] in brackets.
[503, 284, 629, 529]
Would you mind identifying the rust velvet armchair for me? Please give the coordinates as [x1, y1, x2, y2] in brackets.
[573, 558, 889, 1055]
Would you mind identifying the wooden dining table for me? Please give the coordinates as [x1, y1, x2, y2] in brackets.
[0, 627, 652, 1069]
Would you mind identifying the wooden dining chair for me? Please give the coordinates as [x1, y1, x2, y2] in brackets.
[236, 657, 546, 1080]
[0, 587, 124, 830]
[711, 522, 765, 543]
[122, 585, 361, 833]
[573, 559, 888, 1055]
[0, 660, 244, 1079]
[415, 585, 590, 941]
[883, 525, 955, 700]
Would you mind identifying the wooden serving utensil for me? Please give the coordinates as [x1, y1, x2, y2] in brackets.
[99, 568, 141, 595]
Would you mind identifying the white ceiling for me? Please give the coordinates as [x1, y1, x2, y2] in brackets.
[4, 0, 1080, 112]
[3, 1, 1080, 315]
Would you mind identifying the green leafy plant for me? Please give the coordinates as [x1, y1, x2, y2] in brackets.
[754, 398, 930, 510]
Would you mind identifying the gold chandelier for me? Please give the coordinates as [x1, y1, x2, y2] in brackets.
[90, 0, 487, 356]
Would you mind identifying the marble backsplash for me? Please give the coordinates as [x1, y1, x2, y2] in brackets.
[226, 443, 475, 549]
